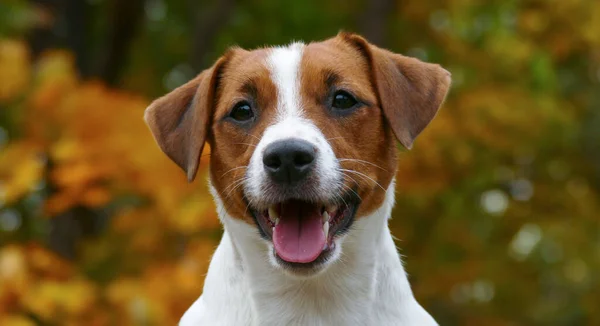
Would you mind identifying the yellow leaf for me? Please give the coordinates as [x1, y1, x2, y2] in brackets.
[0, 40, 30, 102]
[0, 316, 36, 326]
[80, 187, 111, 207]
[0, 142, 44, 204]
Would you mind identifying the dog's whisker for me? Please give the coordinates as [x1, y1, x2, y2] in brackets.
[216, 193, 234, 219]
[339, 180, 362, 202]
[219, 166, 248, 179]
[338, 158, 389, 173]
[232, 143, 258, 148]
[340, 172, 360, 188]
[243, 201, 252, 219]
[339, 168, 386, 192]
[333, 191, 349, 210]
[225, 180, 248, 200]
[337, 174, 362, 201]
[222, 177, 249, 199]
[222, 177, 246, 193]
[244, 132, 261, 142]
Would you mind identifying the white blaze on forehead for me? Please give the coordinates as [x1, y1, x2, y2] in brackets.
[266, 42, 305, 119]
[244, 42, 340, 206]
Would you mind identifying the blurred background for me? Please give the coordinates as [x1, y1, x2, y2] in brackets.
[0, 0, 599, 325]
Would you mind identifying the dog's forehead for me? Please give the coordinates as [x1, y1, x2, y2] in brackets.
[224, 47, 271, 77]
[302, 39, 370, 75]
[220, 38, 371, 96]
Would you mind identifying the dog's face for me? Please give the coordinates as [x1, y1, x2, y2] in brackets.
[145, 33, 450, 276]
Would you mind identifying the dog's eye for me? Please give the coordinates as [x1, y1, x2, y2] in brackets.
[331, 91, 358, 110]
[230, 101, 254, 122]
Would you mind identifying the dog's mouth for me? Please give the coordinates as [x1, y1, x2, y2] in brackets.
[250, 193, 358, 265]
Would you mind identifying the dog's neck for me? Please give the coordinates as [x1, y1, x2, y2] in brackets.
[181, 180, 436, 325]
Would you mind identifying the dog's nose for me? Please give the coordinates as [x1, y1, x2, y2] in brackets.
[263, 139, 316, 185]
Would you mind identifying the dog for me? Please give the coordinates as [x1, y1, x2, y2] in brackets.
[144, 32, 450, 325]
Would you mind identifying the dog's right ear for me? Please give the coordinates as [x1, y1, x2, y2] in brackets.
[338, 33, 451, 150]
[144, 58, 226, 182]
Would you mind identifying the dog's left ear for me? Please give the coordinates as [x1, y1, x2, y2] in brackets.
[144, 57, 227, 182]
[339, 33, 451, 149]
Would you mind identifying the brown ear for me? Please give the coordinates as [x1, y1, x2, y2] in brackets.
[340, 33, 451, 149]
[144, 60, 224, 182]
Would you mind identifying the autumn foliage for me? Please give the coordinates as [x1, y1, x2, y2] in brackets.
[1, 0, 600, 325]
[1, 42, 219, 325]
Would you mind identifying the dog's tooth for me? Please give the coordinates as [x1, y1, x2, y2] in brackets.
[322, 211, 329, 223]
[274, 217, 280, 226]
[268, 206, 278, 220]
[326, 204, 337, 214]
[323, 221, 329, 237]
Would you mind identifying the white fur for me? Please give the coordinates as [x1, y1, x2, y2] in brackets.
[268, 42, 304, 119]
[180, 181, 437, 325]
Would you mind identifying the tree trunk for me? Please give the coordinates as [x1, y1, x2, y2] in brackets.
[358, 0, 395, 47]
[95, 0, 146, 86]
[189, 0, 236, 72]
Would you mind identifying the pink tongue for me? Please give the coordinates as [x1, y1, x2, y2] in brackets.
[273, 201, 326, 263]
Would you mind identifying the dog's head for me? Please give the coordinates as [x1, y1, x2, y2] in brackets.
[145, 33, 450, 276]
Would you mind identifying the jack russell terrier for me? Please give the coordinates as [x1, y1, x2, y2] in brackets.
[145, 33, 450, 325]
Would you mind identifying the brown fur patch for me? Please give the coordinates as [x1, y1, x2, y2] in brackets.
[207, 48, 279, 223]
[299, 38, 397, 219]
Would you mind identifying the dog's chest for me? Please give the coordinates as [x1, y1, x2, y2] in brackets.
[250, 271, 376, 325]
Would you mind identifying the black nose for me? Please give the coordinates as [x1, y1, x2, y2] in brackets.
[263, 139, 316, 185]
